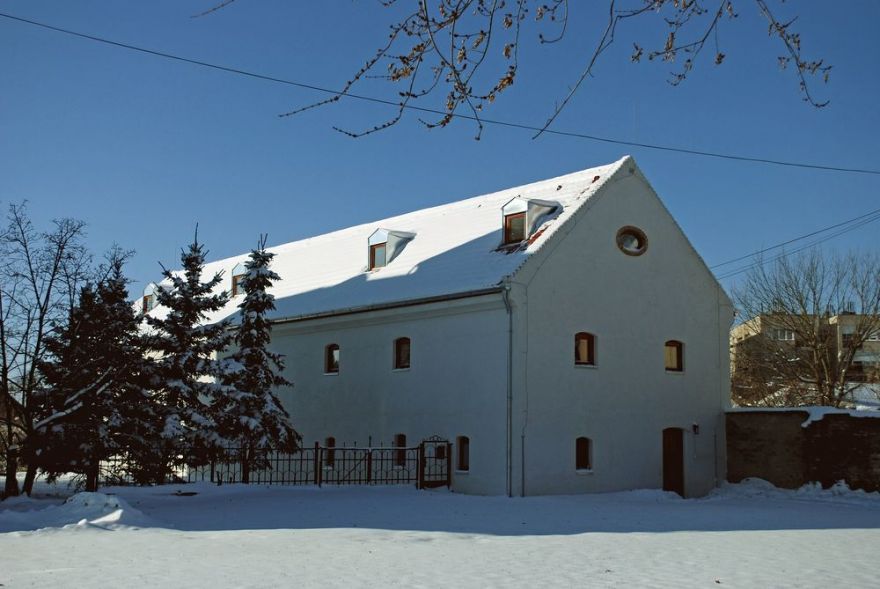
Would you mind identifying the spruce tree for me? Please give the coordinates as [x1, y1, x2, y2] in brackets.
[218, 236, 299, 483]
[34, 253, 150, 491]
[145, 231, 233, 473]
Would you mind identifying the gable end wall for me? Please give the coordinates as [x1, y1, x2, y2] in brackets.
[509, 165, 732, 496]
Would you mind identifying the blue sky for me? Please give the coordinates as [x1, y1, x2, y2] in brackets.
[1, 1, 878, 297]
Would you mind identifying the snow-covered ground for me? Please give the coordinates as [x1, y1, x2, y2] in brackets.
[2, 478, 880, 588]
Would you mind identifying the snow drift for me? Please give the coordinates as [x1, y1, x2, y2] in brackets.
[0, 491, 154, 533]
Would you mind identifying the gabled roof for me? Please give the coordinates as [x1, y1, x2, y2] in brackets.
[149, 156, 631, 324]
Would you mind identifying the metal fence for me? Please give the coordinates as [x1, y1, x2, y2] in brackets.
[100, 439, 451, 489]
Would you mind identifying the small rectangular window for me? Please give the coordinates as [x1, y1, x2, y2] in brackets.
[504, 212, 526, 244]
[370, 243, 387, 270]
[772, 329, 794, 341]
[142, 295, 154, 314]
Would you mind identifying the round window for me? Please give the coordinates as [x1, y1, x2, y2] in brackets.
[616, 226, 648, 256]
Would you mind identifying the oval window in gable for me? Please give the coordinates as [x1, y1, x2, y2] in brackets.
[616, 226, 648, 256]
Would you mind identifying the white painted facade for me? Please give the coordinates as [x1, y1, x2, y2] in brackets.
[150, 156, 732, 496]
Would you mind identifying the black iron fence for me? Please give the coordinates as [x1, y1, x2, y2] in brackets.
[100, 438, 451, 489]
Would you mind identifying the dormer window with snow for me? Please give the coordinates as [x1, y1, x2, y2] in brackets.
[231, 262, 246, 296]
[504, 212, 526, 244]
[367, 229, 415, 271]
[500, 197, 560, 246]
[370, 243, 386, 270]
[142, 283, 158, 314]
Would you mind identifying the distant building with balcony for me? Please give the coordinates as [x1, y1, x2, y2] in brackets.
[731, 313, 880, 406]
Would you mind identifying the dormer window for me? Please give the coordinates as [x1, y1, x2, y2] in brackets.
[231, 262, 246, 296]
[142, 283, 158, 313]
[369, 243, 387, 270]
[367, 229, 415, 271]
[504, 212, 526, 244]
[500, 197, 560, 246]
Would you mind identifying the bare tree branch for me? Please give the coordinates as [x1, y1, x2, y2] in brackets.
[196, 0, 831, 137]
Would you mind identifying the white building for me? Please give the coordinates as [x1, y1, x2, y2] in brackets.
[146, 155, 732, 497]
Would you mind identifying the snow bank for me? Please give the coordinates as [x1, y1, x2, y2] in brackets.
[711, 477, 880, 506]
[4, 480, 880, 588]
[0, 491, 154, 533]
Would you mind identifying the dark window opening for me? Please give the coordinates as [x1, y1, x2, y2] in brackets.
[394, 337, 411, 369]
[325, 436, 336, 468]
[665, 340, 684, 372]
[504, 212, 526, 244]
[575, 332, 596, 366]
[325, 344, 340, 374]
[576, 437, 592, 470]
[394, 433, 407, 467]
[142, 294, 154, 314]
[456, 436, 470, 471]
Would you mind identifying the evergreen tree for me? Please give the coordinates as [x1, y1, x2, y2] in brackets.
[219, 236, 299, 483]
[33, 253, 151, 491]
[145, 231, 233, 473]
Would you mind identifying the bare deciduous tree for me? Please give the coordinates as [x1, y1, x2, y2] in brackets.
[732, 250, 880, 408]
[198, 1, 831, 138]
[1, 204, 90, 497]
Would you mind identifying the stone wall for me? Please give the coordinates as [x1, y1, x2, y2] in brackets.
[726, 410, 880, 492]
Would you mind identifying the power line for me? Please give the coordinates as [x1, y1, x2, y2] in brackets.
[2, 11, 880, 177]
[714, 211, 880, 280]
[710, 206, 880, 269]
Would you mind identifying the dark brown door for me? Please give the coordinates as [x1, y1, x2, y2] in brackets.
[662, 428, 685, 497]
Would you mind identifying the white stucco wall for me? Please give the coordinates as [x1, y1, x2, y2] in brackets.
[509, 164, 732, 497]
[268, 294, 510, 495]
[260, 161, 731, 497]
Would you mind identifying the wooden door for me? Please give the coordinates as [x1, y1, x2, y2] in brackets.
[662, 428, 685, 497]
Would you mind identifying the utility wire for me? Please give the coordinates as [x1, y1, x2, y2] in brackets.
[714, 211, 880, 280]
[710, 206, 880, 269]
[2, 11, 880, 177]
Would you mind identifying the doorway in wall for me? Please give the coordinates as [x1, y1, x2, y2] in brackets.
[662, 427, 685, 497]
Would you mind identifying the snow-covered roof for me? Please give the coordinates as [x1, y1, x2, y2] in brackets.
[150, 156, 631, 324]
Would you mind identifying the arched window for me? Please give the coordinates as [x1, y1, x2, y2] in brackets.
[574, 332, 596, 366]
[393, 433, 407, 467]
[324, 344, 340, 374]
[394, 337, 411, 370]
[575, 437, 592, 470]
[231, 262, 247, 296]
[325, 436, 336, 468]
[664, 340, 684, 372]
[456, 436, 470, 472]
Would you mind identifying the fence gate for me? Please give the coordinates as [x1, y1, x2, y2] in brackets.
[418, 436, 451, 489]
